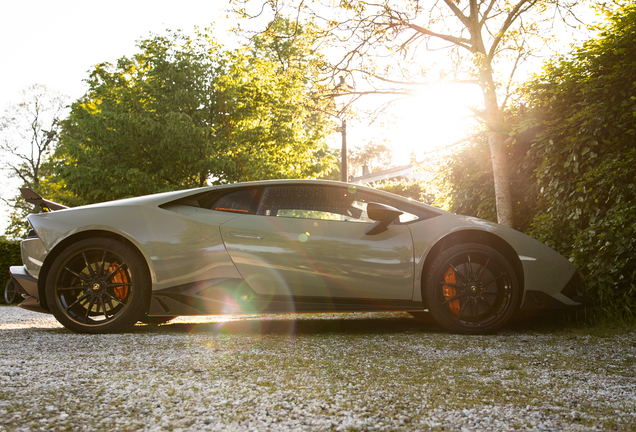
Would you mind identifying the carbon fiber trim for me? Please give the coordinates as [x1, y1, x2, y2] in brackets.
[149, 279, 424, 316]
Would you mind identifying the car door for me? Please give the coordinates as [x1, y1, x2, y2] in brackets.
[218, 184, 415, 300]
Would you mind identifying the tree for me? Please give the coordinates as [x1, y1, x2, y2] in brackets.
[348, 141, 394, 177]
[232, 0, 588, 227]
[229, 17, 338, 182]
[0, 85, 65, 194]
[0, 85, 69, 237]
[56, 23, 336, 204]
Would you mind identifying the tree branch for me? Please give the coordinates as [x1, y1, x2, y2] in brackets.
[488, 0, 537, 61]
[405, 22, 473, 52]
[443, 0, 472, 28]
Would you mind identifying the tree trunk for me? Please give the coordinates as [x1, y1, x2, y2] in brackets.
[488, 134, 514, 228]
[478, 57, 515, 228]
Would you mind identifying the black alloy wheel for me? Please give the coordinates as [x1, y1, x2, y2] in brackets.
[4, 278, 17, 304]
[46, 238, 150, 333]
[425, 243, 520, 334]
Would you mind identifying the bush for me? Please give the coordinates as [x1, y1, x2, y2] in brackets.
[431, 134, 538, 232]
[521, 3, 636, 312]
[369, 178, 434, 204]
[0, 239, 21, 282]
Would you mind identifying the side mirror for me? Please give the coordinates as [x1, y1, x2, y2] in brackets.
[365, 203, 403, 235]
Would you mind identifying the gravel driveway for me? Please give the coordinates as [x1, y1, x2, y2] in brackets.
[0, 306, 634, 431]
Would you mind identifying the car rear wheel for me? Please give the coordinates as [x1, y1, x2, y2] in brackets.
[4, 278, 17, 304]
[424, 243, 520, 334]
[46, 238, 150, 334]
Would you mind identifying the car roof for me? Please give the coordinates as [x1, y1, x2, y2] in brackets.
[33, 179, 446, 216]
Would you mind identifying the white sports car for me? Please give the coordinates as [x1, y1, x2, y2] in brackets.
[9, 180, 588, 334]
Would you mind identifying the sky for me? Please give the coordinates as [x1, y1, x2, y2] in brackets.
[0, 1, 238, 106]
[0, 0, 239, 234]
[0, 0, 599, 235]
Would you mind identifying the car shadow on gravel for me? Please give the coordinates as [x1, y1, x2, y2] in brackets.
[0, 306, 591, 336]
[141, 314, 437, 336]
[136, 309, 584, 336]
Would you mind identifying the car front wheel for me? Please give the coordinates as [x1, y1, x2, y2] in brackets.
[46, 238, 150, 334]
[424, 243, 520, 334]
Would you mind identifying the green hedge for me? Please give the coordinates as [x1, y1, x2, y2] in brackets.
[520, 4, 636, 313]
[0, 239, 22, 281]
[434, 4, 636, 315]
[369, 178, 434, 204]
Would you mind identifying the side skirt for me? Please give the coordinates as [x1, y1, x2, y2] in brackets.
[148, 279, 423, 316]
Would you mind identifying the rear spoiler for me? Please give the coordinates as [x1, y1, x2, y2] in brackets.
[20, 188, 69, 212]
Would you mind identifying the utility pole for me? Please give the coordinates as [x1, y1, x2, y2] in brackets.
[337, 120, 347, 182]
[333, 76, 352, 183]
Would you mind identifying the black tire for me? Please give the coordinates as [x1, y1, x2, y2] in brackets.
[424, 243, 521, 334]
[45, 238, 150, 334]
[4, 279, 17, 304]
[140, 316, 177, 325]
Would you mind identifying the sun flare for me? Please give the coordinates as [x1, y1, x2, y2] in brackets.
[345, 84, 483, 167]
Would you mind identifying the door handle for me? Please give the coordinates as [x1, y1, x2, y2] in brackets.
[228, 231, 263, 240]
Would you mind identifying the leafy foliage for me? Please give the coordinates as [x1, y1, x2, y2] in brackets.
[432, 133, 538, 232]
[370, 178, 433, 204]
[0, 239, 21, 281]
[520, 3, 636, 311]
[433, 139, 497, 222]
[56, 21, 336, 204]
[349, 141, 394, 178]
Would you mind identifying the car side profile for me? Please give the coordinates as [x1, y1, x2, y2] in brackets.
[9, 180, 588, 334]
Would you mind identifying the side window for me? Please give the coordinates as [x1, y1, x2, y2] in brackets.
[257, 186, 369, 221]
[255, 185, 420, 223]
[210, 188, 260, 214]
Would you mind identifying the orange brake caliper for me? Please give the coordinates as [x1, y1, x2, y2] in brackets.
[108, 262, 129, 300]
[442, 267, 460, 316]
